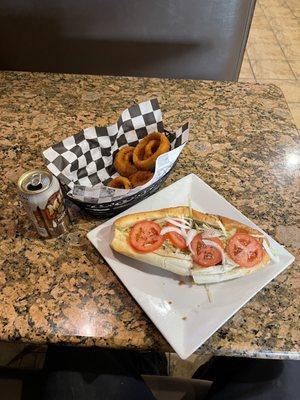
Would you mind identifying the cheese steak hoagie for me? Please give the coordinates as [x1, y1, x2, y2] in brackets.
[110, 207, 274, 284]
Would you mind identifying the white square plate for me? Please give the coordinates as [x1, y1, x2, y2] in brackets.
[87, 174, 295, 359]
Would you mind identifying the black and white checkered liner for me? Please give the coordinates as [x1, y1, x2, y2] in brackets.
[43, 99, 189, 203]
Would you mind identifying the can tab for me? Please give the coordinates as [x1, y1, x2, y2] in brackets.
[28, 173, 43, 191]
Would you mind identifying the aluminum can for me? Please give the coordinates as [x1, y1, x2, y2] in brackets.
[18, 170, 70, 238]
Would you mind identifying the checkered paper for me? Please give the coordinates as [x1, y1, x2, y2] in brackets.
[43, 99, 189, 204]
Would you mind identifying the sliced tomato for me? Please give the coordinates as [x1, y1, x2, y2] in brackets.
[226, 233, 263, 268]
[129, 220, 164, 253]
[191, 234, 222, 267]
[165, 223, 186, 250]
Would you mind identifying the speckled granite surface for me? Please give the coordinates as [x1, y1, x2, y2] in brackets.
[0, 71, 299, 359]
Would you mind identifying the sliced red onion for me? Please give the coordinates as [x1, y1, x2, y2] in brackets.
[165, 218, 192, 229]
[263, 239, 279, 263]
[180, 229, 188, 239]
[202, 239, 225, 264]
[188, 242, 194, 255]
[186, 229, 198, 246]
[160, 226, 183, 236]
[186, 229, 198, 254]
[164, 218, 191, 239]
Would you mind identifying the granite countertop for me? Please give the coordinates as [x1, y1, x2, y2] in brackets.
[0, 71, 299, 359]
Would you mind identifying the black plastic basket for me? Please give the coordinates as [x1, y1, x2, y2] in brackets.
[66, 165, 174, 218]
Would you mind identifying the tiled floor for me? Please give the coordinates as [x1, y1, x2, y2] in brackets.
[0, 342, 46, 370]
[0, 342, 46, 400]
[169, 353, 212, 378]
[239, 0, 300, 129]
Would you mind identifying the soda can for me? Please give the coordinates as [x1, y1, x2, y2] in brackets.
[18, 170, 70, 238]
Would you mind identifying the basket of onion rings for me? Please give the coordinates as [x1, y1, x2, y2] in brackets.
[67, 129, 183, 217]
[43, 99, 189, 218]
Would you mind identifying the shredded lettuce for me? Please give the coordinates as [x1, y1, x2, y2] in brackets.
[227, 228, 237, 237]
[194, 222, 203, 232]
[263, 239, 279, 263]
[162, 239, 180, 253]
[204, 285, 212, 303]
[216, 219, 228, 237]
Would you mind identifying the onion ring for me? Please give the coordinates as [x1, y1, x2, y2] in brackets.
[114, 146, 138, 177]
[108, 176, 132, 189]
[133, 132, 170, 171]
[129, 171, 154, 188]
[144, 139, 159, 159]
